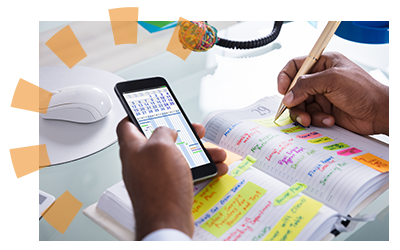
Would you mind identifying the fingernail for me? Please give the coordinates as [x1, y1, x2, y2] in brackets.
[283, 91, 294, 105]
[296, 116, 302, 125]
[322, 118, 332, 126]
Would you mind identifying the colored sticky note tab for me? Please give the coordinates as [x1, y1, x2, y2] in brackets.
[10, 144, 51, 178]
[143, 21, 175, 28]
[352, 153, 389, 173]
[45, 25, 87, 69]
[192, 175, 238, 220]
[138, 21, 177, 33]
[264, 195, 323, 241]
[231, 155, 257, 177]
[253, 110, 293, 128]
[323, 142, 349, 151]
[280, 126, 305, 134]
[166, 17, 192, 60]
[11, 78, 53, 114]
[307, 136, 334, 144]
[41, 190, 83, 234]
[274, 182, 308, 206]
[296, 131, 322, 139]
[201, 182, 266, 238]
[337, 147, 362, 156]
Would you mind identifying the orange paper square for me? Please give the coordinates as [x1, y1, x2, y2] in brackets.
[11, 79, 53, 114]
[45, 25, 87, 69]
[10, 144, 51, 178]
[109, 7, 138, 45]
[41, 190, 83, 234]
[166, 17, 192, 60]
[203, 142, 242, 166]
[352, 153, 389, 172]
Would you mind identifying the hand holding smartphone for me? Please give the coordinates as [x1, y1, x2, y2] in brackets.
[114, 77, 218, 182]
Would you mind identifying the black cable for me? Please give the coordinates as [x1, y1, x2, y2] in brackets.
[216, 21, 284, 50]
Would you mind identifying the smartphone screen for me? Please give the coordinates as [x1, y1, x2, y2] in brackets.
[122, 85, 210, 169]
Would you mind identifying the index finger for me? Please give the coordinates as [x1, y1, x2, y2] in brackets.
[277, 56, 307, 95]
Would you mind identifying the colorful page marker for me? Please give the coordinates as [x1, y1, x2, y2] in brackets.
[138, 21, 177, 33]
[41, 190, 83, 234]
[280, 126, 305, 134]
[45, 25, 87, 69]
[296, 131, 322, 139]
[337, 147, 362, 156]
[108, 7, 139, 45]
[10, 144, 51, 178]
[352, 153, 389, 173]
[192, 175, 238, 220]
[264, 195, 323, 241]
[166, 17, 192, 60]
[142, 21, 175, 28]
[231, 155, 257, 177]
[253, 110, 293, 128]
[201, 182, 266, 238]
[307, 136, 334, 144]
[323, 142, 349, 151]
[274, 182, 308, 206]
[11, 78, 53, 114]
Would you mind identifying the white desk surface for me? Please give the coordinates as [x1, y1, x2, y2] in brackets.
[39, 21, 389, 241]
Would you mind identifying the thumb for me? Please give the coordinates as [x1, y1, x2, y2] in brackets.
[149, 126, 178, 145]
[282, 68, 338, 108]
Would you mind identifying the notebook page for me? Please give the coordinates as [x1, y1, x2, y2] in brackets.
[192, 162, 338, 241]
[202, 96, 389, 214]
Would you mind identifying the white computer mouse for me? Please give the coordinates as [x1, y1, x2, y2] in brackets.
[40, 84, 113, 123]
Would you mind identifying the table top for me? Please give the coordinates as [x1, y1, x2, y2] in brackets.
[39, 21, 389, 241]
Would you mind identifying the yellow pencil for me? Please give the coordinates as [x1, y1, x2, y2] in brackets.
[274, 21, 341, 122]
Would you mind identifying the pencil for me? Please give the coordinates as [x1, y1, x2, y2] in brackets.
[274, 21, 341, 122]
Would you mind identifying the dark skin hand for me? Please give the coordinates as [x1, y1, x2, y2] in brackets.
[116, 117, 228, 240]
[277, 52, 389, 136]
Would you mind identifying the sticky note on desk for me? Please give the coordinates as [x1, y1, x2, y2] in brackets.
[264, 195, 323, 241]
[231, 155, 257, 177]
[201, 182, 266, 238]
[41, 190, 83, 234]
[192, 175, 238, 220]
[352, 153, 389, 173]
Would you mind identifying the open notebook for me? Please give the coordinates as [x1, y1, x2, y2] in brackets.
[89, 96, 388, 241]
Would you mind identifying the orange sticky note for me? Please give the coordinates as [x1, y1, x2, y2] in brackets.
[203, 142, 242, 166]
[108, 7, 139, 45]
[10, 144, 51, 178]
[45, 25, 87, 69]
[11, 79, 53, 114]
[166, 17, 192, 60]
[352, 153, 389, 173]
[41, 190, 83, 234]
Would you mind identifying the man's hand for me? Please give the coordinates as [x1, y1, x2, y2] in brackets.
[277, 52, 389, 135]
[116, 117, 228, 240]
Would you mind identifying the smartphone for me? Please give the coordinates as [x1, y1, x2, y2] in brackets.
[114, 77, 218, 182]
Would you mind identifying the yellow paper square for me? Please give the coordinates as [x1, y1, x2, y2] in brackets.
[264, 195, 323, 241]
[253, 109, 293, 128]
[307, 136, 334, 144]
[201, 182, 266, 238]
[192, 175, 238, 220]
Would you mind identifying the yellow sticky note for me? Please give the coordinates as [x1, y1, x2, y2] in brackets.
[253, 110, 293, 128]
[264, 195, 323, 241]
[192, 175, 238, 220]
[201, 182, 266, 238]
[274, 182, 307, 206]
[41, 190, 83, 234]
[231, 155, 257, 177]
[352, 153, 389, 173]
[307, 136, 334, 144]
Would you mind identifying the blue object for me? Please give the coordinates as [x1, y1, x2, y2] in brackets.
[138, 21, 177, 33]
[335, 21, 389, 44]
